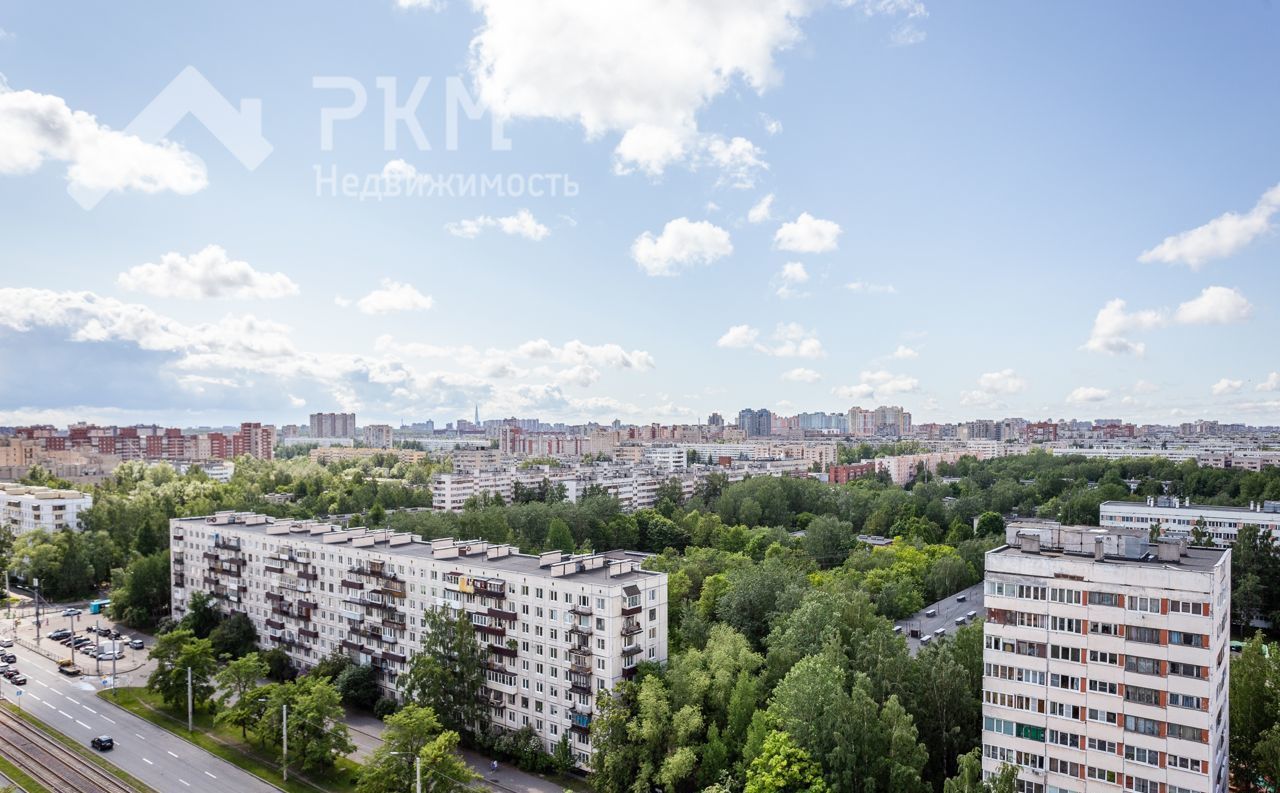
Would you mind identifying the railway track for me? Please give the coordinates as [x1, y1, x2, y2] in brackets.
[0, 705, 139, 793]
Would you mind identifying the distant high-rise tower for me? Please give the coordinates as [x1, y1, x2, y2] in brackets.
[475, 403, 480, 427]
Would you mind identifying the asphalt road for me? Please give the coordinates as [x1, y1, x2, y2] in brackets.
[895, 581, 986, 655]
[0, 650, 280, 793]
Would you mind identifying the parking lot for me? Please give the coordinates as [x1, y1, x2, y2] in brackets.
[0, 596, 156, 687]
[895, 581, 986, 655]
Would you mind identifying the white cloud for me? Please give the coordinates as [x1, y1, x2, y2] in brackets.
[846, 281, 897, 294]
[288, 394, 307, 407]
[355, 279, 434, 315]
[832, 369, 919, 401]
[774, 212, 842, 253]
[1133, 379, 1159, 394]
[891, 344, 918, 360]
[1257, 372, 1280, 392]
[0, 28, 12, 41]
[774, 261, 809, 299]
[977, 368, 1027, 394]
[445, 208, 550, 241]
[1085, 286, 1252, 355]
[1211, 378, 1243, 396]
[117, 245, 299, 300]
[716, 324, 760, 349]
[1139, 182, 1280, 268]
[701, 135, 767, 189]
[515, 339, 655, 370]
[0, 81, 207, 195]
[1173, 285, 1253, 325]
[747, 193, 775, 224]
[631, 217, 732, 276]
[1066, 386, 1109, 404]
[760, 113, 783, 136]
[890, 22, 926, 46]
[395, 0, 444, 9]
[781, 367, 822, 383]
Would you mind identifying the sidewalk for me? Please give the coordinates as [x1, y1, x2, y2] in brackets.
[343, 709, 584, 793]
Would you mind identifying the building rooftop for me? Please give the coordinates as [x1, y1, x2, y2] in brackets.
[995, 521, 1227, 572]
[1102, 497, 1280, 515]
[989, 541, 1226, 571]
[173, 512, 659, 586]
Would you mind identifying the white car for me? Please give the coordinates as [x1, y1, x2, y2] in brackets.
[0, 638, 13, 648]
[61, 608, 82, 617]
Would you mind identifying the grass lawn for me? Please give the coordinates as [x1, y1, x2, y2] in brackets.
[0, 752, 54, 793]
[3, 701, 154, 792]
[100, 687, 360, 793]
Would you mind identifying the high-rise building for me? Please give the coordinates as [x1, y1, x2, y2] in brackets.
[848, 406, 877, 437]
[170, 512, 668, 770]
[362, 424, 394, 449]
[310, 412, 357, 438]
[982, 523, 1230, 793]
[707, 412, 724, 428]
[737, 408, 772, 438]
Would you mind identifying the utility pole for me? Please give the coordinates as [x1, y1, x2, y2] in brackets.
[416, 755, 422, 793]
[282, 703, 289, 782]
[32, 578, 40, 642]
[186, 667, 193, 732]
[111, 649, 117, 698]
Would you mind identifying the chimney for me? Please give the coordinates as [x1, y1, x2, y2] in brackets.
[1094, 536, 1105, 561]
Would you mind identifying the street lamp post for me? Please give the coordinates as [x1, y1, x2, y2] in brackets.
[66, 613, 77, 667]
[282, 703, 289, 782]
[186, 666, 193, 732]
[31, 576, 40, 642]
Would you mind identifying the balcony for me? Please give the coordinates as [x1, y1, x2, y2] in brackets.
[570, 604, 593, 617]
[341, 607, 364, 621]
[622, 665, 638, 680]
[622, 620, 643, 636]
[489, 643, 518, 659]
[570, 661, 592, 676]
[569, 677, 592, 695]
[383, 614, 407, 630]
[266, 618, 285, 630]
[622, 643, 643, 657]
[475, 624, 506, 639]
[202, 575, 219, 587]
[264, 564, 284, 575]
[203, 551, 219, 561]
[298, 599, 318, 610]
[299, 627, 319, 640]
[172, 530, 185, 541]
[488, 606, 517, 622]
[382, 650, 407, 664]
[568, 643, 592, 657]
[265, 591, 284, 602]
[340, 579, 364, 590]
[570, 713, 592, 733]
[569, 623, 593, 637]
[298, 570, 318, 581]
[622, 604, 642, 617]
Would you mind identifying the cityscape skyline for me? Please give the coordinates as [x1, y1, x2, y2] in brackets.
[0, 3, 1278, 430]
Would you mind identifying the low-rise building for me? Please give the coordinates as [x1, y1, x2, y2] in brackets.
[1101, 497, 1280, 544]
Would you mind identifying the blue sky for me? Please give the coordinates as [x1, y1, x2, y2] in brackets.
[0, 1, 1277, 428]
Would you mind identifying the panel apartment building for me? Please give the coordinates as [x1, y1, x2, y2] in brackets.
[170, 512, 668, 767]
[982, 523, 1230, 793]
[1101, 497, 1280, 544]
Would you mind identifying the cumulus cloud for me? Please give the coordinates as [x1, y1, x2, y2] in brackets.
[0, 80, 207, 196]
[716, 322, 824, 357]
[116, 245, 298, 300]
[832, 369, 919, 401]
[288, 394, 307, 407]
[1211, 378, 1243, 396]
[445, 208, 550, 240]
[701, 135, 768, 189]
[467, 1, 919, 180]
[1139, 182, 1280, 268]
[781, 367, 822, 383]
[846, 281, 897, 294]
[395, 0, 443, 9]
[959, 368, 1026, 408]
[716, 324, 759, 349]
[748, 193, 775, 224]
[355, 279, 434, 315]
[891, 345, 918, 360]
[890, 22, 926, 46]
[1066, 386, 1109, 404]
[631, 217, 732, 276]
[774, 261, 809, 298]
[774, 212, 842, 253]
[1084, 286, 1252, 355]
[1173, 285, 1253, 325]
[1258, 372, 1280, 393]
[760, 113, 783, 136]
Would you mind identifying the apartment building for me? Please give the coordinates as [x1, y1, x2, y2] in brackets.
[310, 412, 357, 439]
[170, 512, 668, 768]
[982, 524, 1230, 793]
[1100, 497, 1280, 544]
[0, 482, 93, 534]
[362, 424, 394, 449]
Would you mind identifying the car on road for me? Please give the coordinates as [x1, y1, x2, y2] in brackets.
[48, 629, 71, 640]
[128, 638, 145, 650]
[2, 668, 17, 679]
[58, 664, 82, 676]
[1, 652, 15, 664]
[72, 636, 93, 647]
[10, 674, 26, 685]
[61, 608, 82, 617]
[0, 637, 13, 647]
[91, 736, 114, 751]
[955, 594, 967, 602]
[110, 630, 122, 640]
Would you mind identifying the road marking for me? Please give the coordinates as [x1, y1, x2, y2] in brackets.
[28, 693, 41, 702]
[204, 771, 216, 779]
[143, 758, 153, 765]
[103, 716, 116, 724]
[43, 701, 55, 710]
[135, 733, 146, 740]
[178, 779, 190, 787]
[36, 680, 48, 688]
[65, 696, 80, 704]
[167, 750, 178, 758]
[75, 719, 91, 729]
[83, 706, 97, 714]
[58, 709, 71, 719]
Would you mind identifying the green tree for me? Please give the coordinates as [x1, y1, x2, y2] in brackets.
[1230, 633, 1280, 791]
[336, 663, 382, 711]
[288, 676, 355, 772]
[210, 612, 259, 659]
[973, 512, 1004, 537]
[356, 704, 479, 793]
[744, 731, 828, 793]
[179, 590, 222, 639]
[147, 629, 218, 711]
[546, 518, 575, 554]
[943, 748, 1017, 793]
[109, 551, 171, 629]
[401, 607, 489, 738]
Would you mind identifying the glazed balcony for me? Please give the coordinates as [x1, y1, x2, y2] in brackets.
[213, 537, 241, 551]
[622, 620, 643, 636]
[475, 623, 506, 639]
[340, 579, 364, 590]
[489, 643, 518, 659]
[570, 603, 593, 617]
[299, 627, 319, 640]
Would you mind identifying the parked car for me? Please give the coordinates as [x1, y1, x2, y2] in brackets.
[2, 668, 18, 679]
[128, 638, 145, 650]
[0, 653, 15, 664]
[48, 629, 71, 641]
[99, 650, 124, 661]
[96, 626, 112, 637]
[72, 637, 92, 647]
[91, 736, 114, 751]
[0, 637, 13, 647]
[61, 608, 81, 617]
[10, 674, 27, 685]
[109, 630, 122, 640]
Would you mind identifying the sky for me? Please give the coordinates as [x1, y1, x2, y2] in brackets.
[0, 1, 1278, 429]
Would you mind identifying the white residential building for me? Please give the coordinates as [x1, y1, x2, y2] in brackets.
[1100, 498, 1280, 544]
[362, 424, 394, 449]
[982, 524, 1230, 793]
[170, 512, 668, 769]
[0, 482, 93, 534]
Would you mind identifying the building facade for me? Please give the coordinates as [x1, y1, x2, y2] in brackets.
[1100, 498, 1280, 544]
[310, 412, 357, 439]
[982, 524, 1230, 793]
[170, 512, 668, 768]
[0, 482, 93, 534]
[362, 424, 394, 449]
[737, 408, 772, 438]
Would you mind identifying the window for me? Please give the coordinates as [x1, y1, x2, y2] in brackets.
[1169, 692, 1203, 710]
[1089, 622, 1120, 636]
[1168, 723, 1204, 742]
[1127, 596, 1161, 613]
[1128, 625, 1161, 644]
[1047, 729, 1080, 748]
[1087, 737, 1117, 753]
[1169, 631, 1204, 648]
[1123, 746, 1159, 766]
[1088, 679, 1117, 696]
[1126, 776, 1159, 793]
[1088, 650, 1119, 665]
[1050, 587, 1082, 604]
[1088, 708, 1118, 725]
[1125, 655, 1161, 676]
[1124, 685, 1159, 706]
[1169, 600, 1205, 615]
[1051, 616, 1082, 633]
[1169, 662, 1205, 679]
[1050, 673, 1080, 690]
[1088, 591, 1121, 607]
[1086, 766, 1117, 784]
[1124, 715, 1159, 736]
[1050, 644, 1080, 662]
[1168, 755, 1204, 773]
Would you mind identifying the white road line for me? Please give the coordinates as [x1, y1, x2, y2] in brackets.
[103, 716, 116, 724]
[167, 750, 179, 758]
[75, 719, 90, 729]
[204, 771, 216, 779]
[28, 693, 41, 702]
[135, 733, 146, 740]
[58, 709, 71, 718]
[36, 680, 48, 688]
[143, 758, 153, 765]
[65, 696, 80, 704]
[179, 779, 190, 787]
[83, 706, 97, 714]
[42, 701, 55, 710]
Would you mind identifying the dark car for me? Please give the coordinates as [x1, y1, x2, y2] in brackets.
[10, 674, 26, 685]
[110, 630, 122, 640]
[0, 653, 15, 664]
[96, 626, 112, 637]
[128, 639, 144, 650]
[91, 736, 114, 751]
[2, 668, 18, 679]
[49, 629, 72, 640]
[72, 636, 92, 647]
